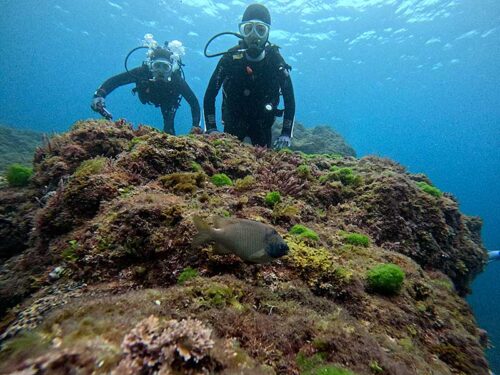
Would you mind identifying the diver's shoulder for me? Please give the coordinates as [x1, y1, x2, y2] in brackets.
[267, 43, 282, 54]
[130, 64, 150, 78]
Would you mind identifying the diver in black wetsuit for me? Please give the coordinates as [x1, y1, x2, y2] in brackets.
[91, 42, 201, 135]
[203, 4, 295, 149]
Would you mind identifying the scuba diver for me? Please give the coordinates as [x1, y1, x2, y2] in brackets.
[203, 3, 295, 149]
[488, 251, 500, 263]
[91, 36, 201, 135]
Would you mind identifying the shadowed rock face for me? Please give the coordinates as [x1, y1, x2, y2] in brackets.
[0, 120, 490, 374]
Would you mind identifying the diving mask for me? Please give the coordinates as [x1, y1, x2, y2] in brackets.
[239, 20, 270, 39]
[150, 58, 173, 80]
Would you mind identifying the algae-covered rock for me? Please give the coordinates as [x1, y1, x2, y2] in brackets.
[0, 120, 491, 374]
[272, 121, 356, 157]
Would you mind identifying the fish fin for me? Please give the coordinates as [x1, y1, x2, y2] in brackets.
[245, 248, 269, 263]
[214, 242, 232, 255]
[192, 216, 212, 248]
[213, 216, 240, 229]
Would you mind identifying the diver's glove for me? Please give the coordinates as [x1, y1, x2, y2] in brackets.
[273, 135, 292, 150]
[91, 97, 113, 120]
[190, 126, 203, 135]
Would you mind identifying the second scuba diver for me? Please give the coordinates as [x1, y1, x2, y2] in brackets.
[203, 4, 296, 149]
[91, 36, 201, 135]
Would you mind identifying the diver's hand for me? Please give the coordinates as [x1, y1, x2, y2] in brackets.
[90, 97, 105, 112]
[273, 135, 291, 150]
[190, 126, 203, 135]
[91, 97, 113, 120]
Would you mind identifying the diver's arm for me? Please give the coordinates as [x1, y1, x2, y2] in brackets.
[160, 104, 176, 135]
[203, 58, 227, 132]
[179, 79, 201, 128]
[280, 70, 296, 137]
[94, 67, 146, 98]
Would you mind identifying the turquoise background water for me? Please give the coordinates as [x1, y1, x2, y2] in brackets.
[0, 0, 498, 370]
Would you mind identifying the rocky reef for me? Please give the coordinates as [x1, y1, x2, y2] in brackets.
[272, 122, 356, 157]
[0, 120, 490, 374]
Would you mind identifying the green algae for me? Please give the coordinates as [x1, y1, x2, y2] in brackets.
[367, 264, 405, 295]
[194, 282, 244, 311]
[5, 163, 33, 187]
[211, 173, 233, 187]
[191, 161, 203, 172]
[369, 360, 383, 374]
[307, 366, 357, 375]
[341, 232, 370, 247]
[62, 239, 79, 262]
[416, 181, 443, 198]
[265, 191, 282, 207]
[286, 237, 339, 287]
[74, 157, 107, 178]
[320, 167, 361, 186]
[177, 267, 199, 284]
[297, 352, 357, 375]
[273, 202, 300, 220]
[160, 172, 205, 194]
[296, 164, 312, 179]
[235, 175, 255, 191]
[296, 352, 327, 372]
[290, 224, 319, 241]
[0, 331, 51, 364]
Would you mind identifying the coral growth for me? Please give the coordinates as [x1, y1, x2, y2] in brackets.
[114, 315, 215, 374]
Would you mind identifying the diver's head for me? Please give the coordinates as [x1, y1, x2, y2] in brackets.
[239, 4, 271, 58]
[149, 46, 177, 81]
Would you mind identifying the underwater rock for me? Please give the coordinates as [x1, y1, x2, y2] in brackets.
[0, 188, 38, 261]
[272, 121, 356, 156]
[0, 119, 491, 374]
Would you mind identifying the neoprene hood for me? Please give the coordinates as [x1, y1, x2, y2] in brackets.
[242, 4, 271, 25]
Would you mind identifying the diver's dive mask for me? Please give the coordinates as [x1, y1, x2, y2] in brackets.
[239, 21, 270, 39]
[150, 58, 173, 80]
[239, 20, 270, 53]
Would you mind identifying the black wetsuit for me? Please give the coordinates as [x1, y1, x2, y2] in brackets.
[204, 44, 295, 147]
[94, 65, 200, 135]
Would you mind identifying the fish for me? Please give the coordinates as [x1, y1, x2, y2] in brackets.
[192, 216, 289, 263]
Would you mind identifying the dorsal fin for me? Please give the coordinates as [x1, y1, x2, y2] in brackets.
[213, 216, 241, 229]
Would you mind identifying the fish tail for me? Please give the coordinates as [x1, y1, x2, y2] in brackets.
[192, 216, 212, 247]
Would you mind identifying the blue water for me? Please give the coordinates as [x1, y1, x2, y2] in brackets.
[0, 0, 499, 369]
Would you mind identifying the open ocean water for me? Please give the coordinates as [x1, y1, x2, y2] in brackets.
[0, 0, 499, 371]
